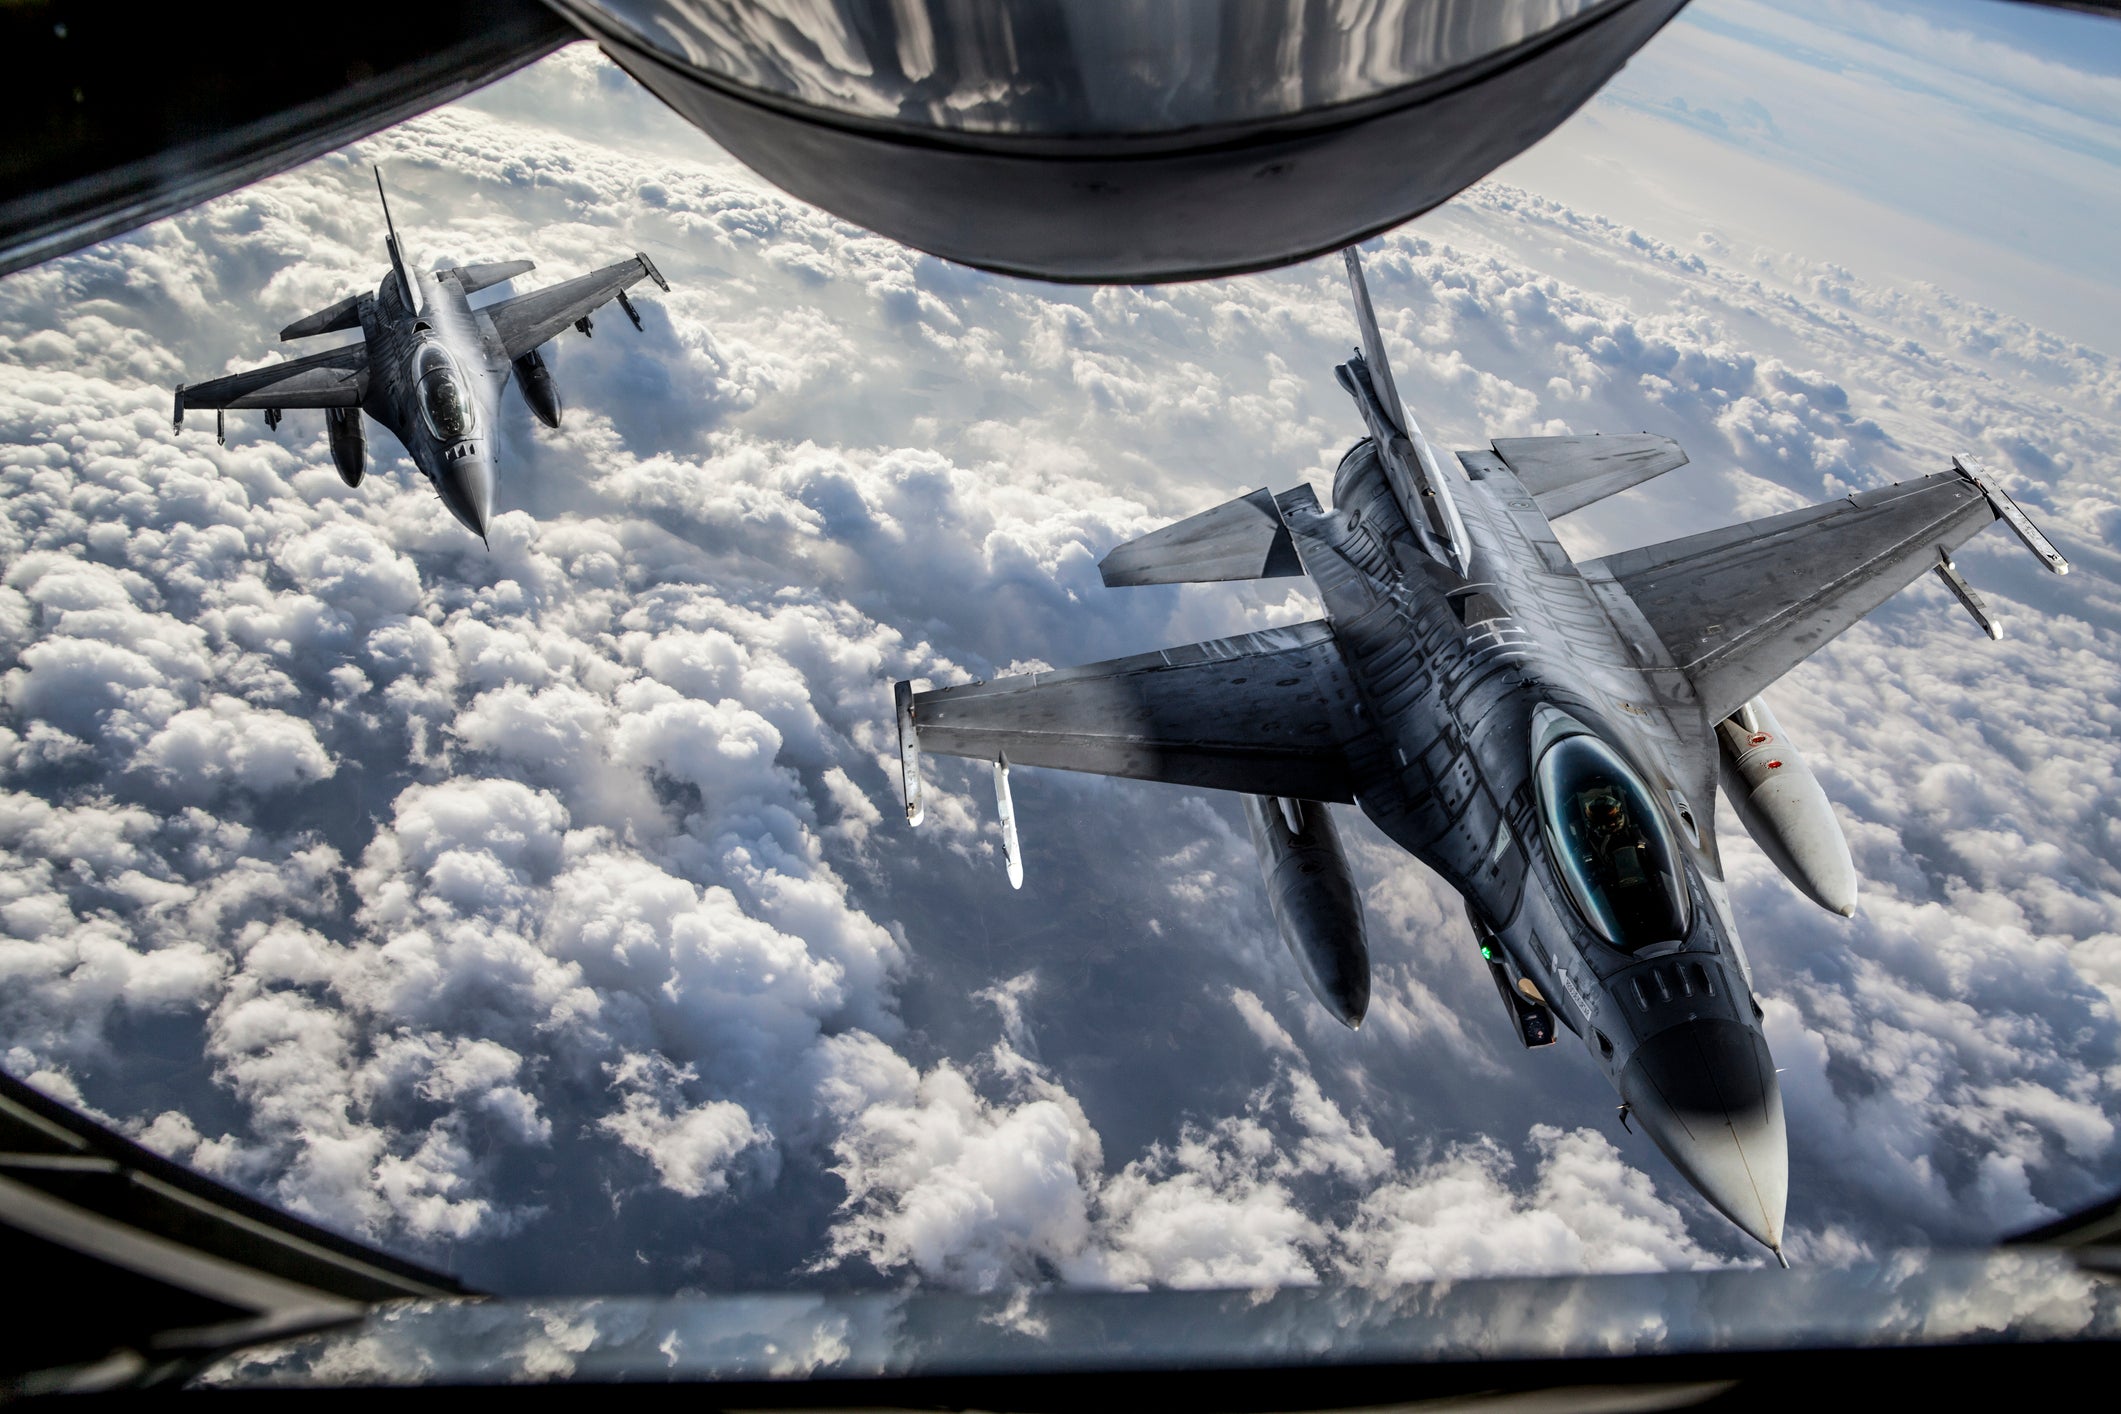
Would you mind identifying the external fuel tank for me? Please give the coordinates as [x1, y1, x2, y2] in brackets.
[513, 348, 562, 429]
[326, 407, 366, 487]
[1716, 698, 1858, 917]
[1243, 796, 1370, 1028]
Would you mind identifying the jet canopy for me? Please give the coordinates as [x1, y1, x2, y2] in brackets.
[414, 343, 476, 441]
[1535, 729, 1690, 952]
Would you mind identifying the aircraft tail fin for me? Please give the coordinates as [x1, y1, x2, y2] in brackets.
[1099, 486, 1315, 587]
[1343, 247, 1410, 437]
[375, 167, 419, 315]
[1337, 247, 1472, 576]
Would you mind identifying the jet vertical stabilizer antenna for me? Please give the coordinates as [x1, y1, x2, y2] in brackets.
[994, 756, 1022, 890]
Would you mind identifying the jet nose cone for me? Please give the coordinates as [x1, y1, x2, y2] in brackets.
[438, 445, 495, 539]
[1621, 1018, 1788, 1256]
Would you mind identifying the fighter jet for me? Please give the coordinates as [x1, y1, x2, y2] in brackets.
[172, 169, 669, 541]
[891, 248, 2070, 1260]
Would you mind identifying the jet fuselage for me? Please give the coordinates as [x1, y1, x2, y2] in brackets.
[895, 248, 2065, 1259]
[1291, 436, 1787, 1252]
[362, 265, 501, 538]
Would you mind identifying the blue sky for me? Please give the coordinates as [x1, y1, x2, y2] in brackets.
[1507, 0, 2121, 347]
[0, 0, 2116, 1295]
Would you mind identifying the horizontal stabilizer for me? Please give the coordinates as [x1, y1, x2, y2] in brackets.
[280, 294, 363, 341]
[441, 259, 536, 295]
[1099, 487, 1307, 587]
[1487, 434, 1688, 517]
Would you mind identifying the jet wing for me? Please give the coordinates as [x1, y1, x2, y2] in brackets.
[1483, 433, 1688, 517]
[484, 254, 669, 361]
[900, 621, 1360, 803]
[1585, 465, 2055, 723]
[176, 343, 368, 414]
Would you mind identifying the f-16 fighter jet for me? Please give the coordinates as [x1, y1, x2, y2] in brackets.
[172, 169, 668, 541]
[892, 248, 2070, 1261]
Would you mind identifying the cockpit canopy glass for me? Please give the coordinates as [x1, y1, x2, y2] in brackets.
[415, 344, 475, 441]
[1534, 730, 1691, 951]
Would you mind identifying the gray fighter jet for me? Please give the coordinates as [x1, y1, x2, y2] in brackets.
[892, 248, 2070, 1260]
[172, 169, 669, 541]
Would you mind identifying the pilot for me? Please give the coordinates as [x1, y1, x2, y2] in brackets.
[1581, 787, 1648, 893]
[428, 378, 465, 435]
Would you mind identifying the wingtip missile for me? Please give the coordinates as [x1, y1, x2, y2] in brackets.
[994, 757, 1023, 890]
[172, 385, 184, 432]
[1953, 454, 2070, 575]
[893, 680, 924, 827]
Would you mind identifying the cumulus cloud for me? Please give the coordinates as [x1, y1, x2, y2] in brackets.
[0, 13, 2116, 1298]
[816, 993, 1715, 1291]
[598, 1052, 765, 1198]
